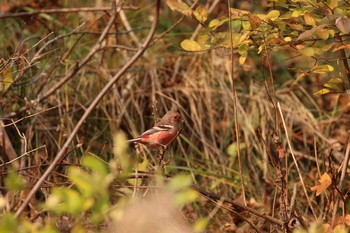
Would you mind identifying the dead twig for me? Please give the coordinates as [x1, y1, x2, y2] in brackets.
[15, 0, 161, 218]
[0, 6, 137, 19]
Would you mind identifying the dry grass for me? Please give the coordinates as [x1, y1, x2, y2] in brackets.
[0, 0, 350, 232]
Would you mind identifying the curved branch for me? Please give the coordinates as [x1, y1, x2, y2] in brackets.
[15, 0, 161, 217]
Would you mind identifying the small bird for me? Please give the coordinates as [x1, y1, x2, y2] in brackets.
[128, 111, 183, 149]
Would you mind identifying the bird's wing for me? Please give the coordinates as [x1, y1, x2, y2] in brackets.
[139, 124, 173, 137]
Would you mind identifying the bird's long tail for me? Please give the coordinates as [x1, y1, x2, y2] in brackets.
[126, 138, 141, 143]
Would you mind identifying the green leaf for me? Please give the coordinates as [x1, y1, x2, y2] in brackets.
[193, 218, 209, 233]
[181, 39, 202, 51]
[168, 174, 192, 192]
[4, 171, 26, 192]
[173, 189, 198, 206]
[208, 17, 229, 30]
[193, 5, 207, 23]
[266, 10, 280, 21]
[113, 131, 131, 172]
[296, 45, 314, 56]
[68, 167, 95, 196]
[82, 153, 108, 176]
[226, 142, 246, 158]
[166, 0, 192, 16]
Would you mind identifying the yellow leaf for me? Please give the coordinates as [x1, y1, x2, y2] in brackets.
[193, 5, 207, 23]
[0, 65, 13, 93]
[239, 55, 247, 65]
[304, 13, 316, 26]
[310, 172, 332, 196]
[166, 0, 192, 16]
[316, 29, 330, 40]
[312, 64, 334, 73]
[314, 88, 331, 95]
[208, 18, 229, 30]
[180, 39, 202, 51]
[266, 10, 280, 21]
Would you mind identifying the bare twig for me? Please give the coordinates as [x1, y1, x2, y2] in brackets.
[331, 137, 350, 225]
[15, 0, 161, 218]
[227, 0, 246, 206]
[0, 6, 137, 19]
[195, 187, 284, 227]
[0, 145, 46, 168]
[277, 102, 317, 220]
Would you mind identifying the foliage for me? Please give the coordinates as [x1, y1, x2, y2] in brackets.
[174, 0, 350, 94]
[0, 0, 350, 232]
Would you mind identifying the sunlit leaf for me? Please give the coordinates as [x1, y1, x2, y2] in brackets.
[166, 0, 192, 16]
[266, 10, 280, 21]
[312, 64, 334, 73]
[239, 55, 247, 65]
[328, 0, 339, 10]
[0, 65, 13, 94]
[333, 44, 350, 52]
[324, 83, 342, 92]
[173, 189, 198, 206]
[193, 5, 207, 23]
[322, 42, 335, 52]
[304, 13, 316, 26]
[168, 174, 193, 191]
[193, 218, 209, 233]
[82, 153, 108, 175]
[293, 73, 306, 85]
[113, 131, 131, 172]
[315, 29, 329, 40]
[181, 39, 202, 51]
[208, 17, 229, 30]
[226, 142, 246, 158]
[314, 88, 331, 95]
[288, 23, 304, 32]
[310, 172, 332, 196]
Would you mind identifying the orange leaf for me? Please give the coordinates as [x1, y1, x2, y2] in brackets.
[310, 172, 331, 196]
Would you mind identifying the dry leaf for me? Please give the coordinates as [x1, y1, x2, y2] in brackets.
[310, 172, 331, 196]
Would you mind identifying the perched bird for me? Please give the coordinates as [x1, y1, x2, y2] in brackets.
[128, 111, 183, 149]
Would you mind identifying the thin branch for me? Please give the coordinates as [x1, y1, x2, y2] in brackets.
[195, 187, 284, 227]
[0, 6, 137, 19]
[227, 0, 246, 206]
[331, 137, 350, 225]
[277, 102, 317, 220]
[15, 0, 161, 218]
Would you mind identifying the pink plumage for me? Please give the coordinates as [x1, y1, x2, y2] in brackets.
[128, 111, 183, 148]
